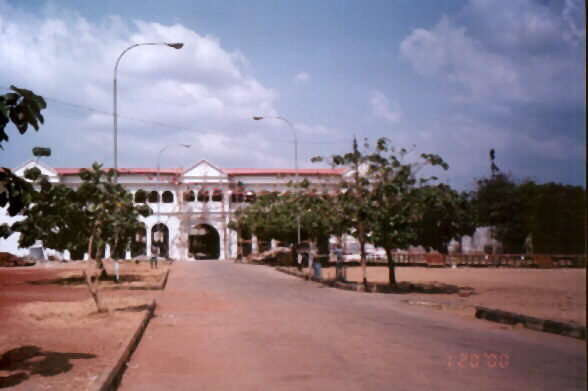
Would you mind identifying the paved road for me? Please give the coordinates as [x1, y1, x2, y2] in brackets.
[119, 261, 586, 391]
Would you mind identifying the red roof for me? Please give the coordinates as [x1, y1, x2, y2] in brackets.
[222, 168, 345, 176]
[54, 168, 181, 175]
[52, 167, 344, 176]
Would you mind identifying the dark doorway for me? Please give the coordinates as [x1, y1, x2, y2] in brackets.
[189, 224, 220, 259]
[151, 223, 169, 258]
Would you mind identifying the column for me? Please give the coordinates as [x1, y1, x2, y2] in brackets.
[252, 235, 258, 253]
[146, 224, 152, 257]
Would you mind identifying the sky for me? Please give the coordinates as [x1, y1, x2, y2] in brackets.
[0, 0, 585, 190]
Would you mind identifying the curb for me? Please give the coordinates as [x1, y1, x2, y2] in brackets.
[274, 266, 364, 291]
[474, 306, 586, 340]
[160, 268, 170, 290]
[89, 300, 156, 391]
[109, 269, 170, 291]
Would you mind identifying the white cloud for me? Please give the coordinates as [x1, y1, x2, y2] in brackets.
[370, 91, 402, 124]
[399, 1, 585, 108]
[0, 2, 281, 169]
[400, 17, 526, 104]
[295, 123, 330, 135]
[293, 72, 311, 85]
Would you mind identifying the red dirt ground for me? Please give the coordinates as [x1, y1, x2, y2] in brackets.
[0, 262, 161, 390]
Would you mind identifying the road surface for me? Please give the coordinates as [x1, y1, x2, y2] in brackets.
[119, 261, 586, 391]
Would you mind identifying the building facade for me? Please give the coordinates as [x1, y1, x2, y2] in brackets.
[1, 159, 344, 260]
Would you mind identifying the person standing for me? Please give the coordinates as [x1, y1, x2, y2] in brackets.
[150, 245, 159, 269]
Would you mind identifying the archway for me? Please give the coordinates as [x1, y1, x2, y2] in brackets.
[151, 223, 169, 258]
[189, 224, 220, 260]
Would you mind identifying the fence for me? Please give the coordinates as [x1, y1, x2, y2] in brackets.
[360, 252, 586, 268]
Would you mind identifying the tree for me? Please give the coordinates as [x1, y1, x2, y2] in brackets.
[473, 150, 527, 253]
[312, 138, 377, 290]
[13, 163, 152, 311]
[414, 184, 476, 254]
[519, 181, 586, 254]
[365, 138, 457, 286]
[0, 86, 47, 224]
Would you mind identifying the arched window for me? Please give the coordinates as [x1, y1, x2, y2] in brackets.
[162, 191, 174, 203]
[197, 190, 209, 202]
[134, 189, 147, 203]
[245, 191, 256, 203]
[184, 190, 195, 202]
[147, 191, 160, 203]
[212, 189, 223, 202]
[231, 191, 244, 203]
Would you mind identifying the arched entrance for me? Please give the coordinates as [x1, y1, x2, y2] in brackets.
[152, 223, 169, 258]
[189, 224, 220, 260]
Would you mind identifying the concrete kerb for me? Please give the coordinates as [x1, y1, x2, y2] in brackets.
[108, 269, 170, 291]
[273, 266, 587, 340]
[475, 306, 586, 340]
[89, 300, 156, 391]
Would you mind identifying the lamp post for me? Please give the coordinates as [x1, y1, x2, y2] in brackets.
[252, 116, 300, 246]
[113, 42, 184, 183]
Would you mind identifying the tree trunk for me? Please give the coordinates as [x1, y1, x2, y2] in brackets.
[112, 232, 120, 260]
[359, 224, 368, 291]
[84, 224, 108, 312]
[83, 267, 107, 312]
[385, 247, 397, 287]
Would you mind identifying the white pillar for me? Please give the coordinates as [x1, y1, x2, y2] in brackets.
[252, 235, 258, 253]
[229, 229, 238, 259]
[219, 229, 226, 260]
[146, 224, 152, 257]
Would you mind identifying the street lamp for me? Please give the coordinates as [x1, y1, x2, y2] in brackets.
[156, 143, 191, 226]
[113, 42, 184, 183]
[252, 116, 300, 246]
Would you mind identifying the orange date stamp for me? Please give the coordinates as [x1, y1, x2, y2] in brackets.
[447, 353, 509, 368]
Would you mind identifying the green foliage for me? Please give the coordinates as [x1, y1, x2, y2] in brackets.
[473, 149, 586, 254]
[414, 184, 476, 253]
[0, 86, 47, 218]
[365, 138, 467, 255]
[519, 181, 585, 254]
[0, 168, 34, 217]
[0, 86, 47, 148]
[473, 172, 527, 252]
[314, 137, 470, 285]
[12, 163, 152, 260]
[32, 147, 51, 157]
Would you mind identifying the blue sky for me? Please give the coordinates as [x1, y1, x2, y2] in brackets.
[0, 0, 585, 190]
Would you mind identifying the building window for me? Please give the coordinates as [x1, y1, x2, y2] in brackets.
[184, 190, 195, 202]
[245, 191, 256, 203]
[231, 191, 244, 203]
[212, 189, 223, 202]
[162, 191, 174, 203]
[134, 189, 147, 203]
[148, 191, 160, 203]
[197, 190, 209, 202]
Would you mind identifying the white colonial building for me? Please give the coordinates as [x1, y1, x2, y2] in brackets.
[1, 159, 344, 260]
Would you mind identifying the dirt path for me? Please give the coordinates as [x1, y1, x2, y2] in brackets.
[118, 261, 585, 391]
